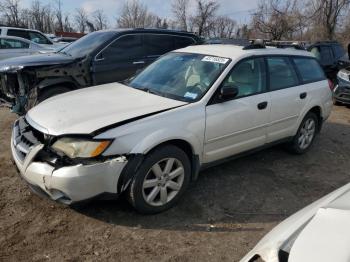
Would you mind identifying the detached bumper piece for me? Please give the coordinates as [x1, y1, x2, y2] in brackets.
[11, 117, 128, 204]
[334, 81, 350, 104]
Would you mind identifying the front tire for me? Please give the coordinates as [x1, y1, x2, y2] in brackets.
[127, 145, 191, 214]
[287, 112, 318, 154]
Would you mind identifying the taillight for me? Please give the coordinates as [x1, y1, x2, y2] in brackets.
[328, 79, 335, 91]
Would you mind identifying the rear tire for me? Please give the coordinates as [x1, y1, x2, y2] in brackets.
[127, 145, 191, 214]
[287, 112, 318, 154]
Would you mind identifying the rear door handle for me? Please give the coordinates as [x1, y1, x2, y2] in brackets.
[133, 61, 145, 65]
[300, 92, 307, 99]
[257, 101, 268, 110]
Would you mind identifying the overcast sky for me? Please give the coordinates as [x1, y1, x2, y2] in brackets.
[22, 0, 259, 25]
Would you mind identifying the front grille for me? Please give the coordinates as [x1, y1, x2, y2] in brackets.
[12, 117, 44, 163]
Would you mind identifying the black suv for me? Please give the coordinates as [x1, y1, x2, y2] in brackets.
[0, 29, 202, 114]
[307, 41, 350, 82]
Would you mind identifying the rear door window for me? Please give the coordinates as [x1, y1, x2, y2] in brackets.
[267, 57, 299, 91]
[293, 57, 326, 83]
[102, 34, 145, 62]
[144, 34, 174, 56]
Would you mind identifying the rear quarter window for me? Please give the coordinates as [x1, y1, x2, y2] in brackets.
[174, 36, 195, 49]
[293, 57, 326, 83]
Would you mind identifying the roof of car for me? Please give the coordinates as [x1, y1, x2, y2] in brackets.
[0, 26, 42, 33]
[98, 28, 199, 37]
[176, 44, 314, 60]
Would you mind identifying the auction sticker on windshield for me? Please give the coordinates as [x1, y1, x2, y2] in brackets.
[202, 56, 229, 64]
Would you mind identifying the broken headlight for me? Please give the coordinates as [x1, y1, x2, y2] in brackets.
[337, 71, 350, 82]
[52, 137, 112, 158]
[0, 65, 24, 73]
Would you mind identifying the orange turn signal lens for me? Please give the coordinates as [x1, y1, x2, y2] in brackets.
[90, 141, 111, 157]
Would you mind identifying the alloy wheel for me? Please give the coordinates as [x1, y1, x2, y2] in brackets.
[142, 158, 185, 207]
[298, 118, 316, 150]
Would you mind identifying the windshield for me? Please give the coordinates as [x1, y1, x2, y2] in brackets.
[59, 31, 115, 58]
[129, 52, 230, 102]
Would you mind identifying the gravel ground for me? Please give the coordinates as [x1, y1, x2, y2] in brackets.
[0, 106, 349, 262]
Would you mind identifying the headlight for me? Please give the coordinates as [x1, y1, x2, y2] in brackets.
[0, 65, 24, 73]
[52, 137, 111, 158]
[337, 71, 350, 82]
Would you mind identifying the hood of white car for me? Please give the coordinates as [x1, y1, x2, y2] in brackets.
[289, 207, 350, 262]
[26, 83, 187, 136]
[240, 183, 350, 262]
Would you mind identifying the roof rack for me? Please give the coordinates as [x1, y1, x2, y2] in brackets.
[243, 39, 266, 50]
[265, 41, 306, 50]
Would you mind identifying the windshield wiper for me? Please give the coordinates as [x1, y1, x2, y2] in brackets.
[137, 87, 165, 97]
[60, 51, 71, 57]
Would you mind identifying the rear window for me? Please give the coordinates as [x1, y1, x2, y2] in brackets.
[333, 44, 345, 59]
[293, 57, 326, 83]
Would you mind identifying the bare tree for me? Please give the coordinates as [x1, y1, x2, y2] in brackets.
[236, 24, 252, 39]
[74, 7, 88, 33]
[172, 0, 189, 31]
[117, 0, 159, 28]
[63, 13, 73, 32]
[191, 0, 219, 36]
[252, 0, 303, 40]
[54, 0, 64, 32]
[307, 0, 350, 40]
[212, 16, 236, 38]
[30, 0, 53, 32]
[0, 0, 22, 26]
[93, 9, 108, 30]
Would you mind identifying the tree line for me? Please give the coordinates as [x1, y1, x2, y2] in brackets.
[0, 0, 349, 43]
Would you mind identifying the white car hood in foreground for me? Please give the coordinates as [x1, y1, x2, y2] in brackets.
[27, 83, 187, 136]
[289, 207, 350, 262]
[240, 183, 350, 262]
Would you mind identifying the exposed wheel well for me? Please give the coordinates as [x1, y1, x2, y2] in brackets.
[40, 82, 76, 94]
[309, 106, 323, 132]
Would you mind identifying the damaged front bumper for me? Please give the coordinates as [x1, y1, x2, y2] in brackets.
[11, 118, 128, 204]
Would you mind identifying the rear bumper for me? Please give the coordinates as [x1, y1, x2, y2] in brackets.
[11, 124, 128, 204]
[334, 84, 350, 104]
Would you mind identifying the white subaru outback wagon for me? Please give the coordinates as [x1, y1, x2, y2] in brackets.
[11, 44, 333, 213]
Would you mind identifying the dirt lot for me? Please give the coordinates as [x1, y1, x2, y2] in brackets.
[0, 106, 349, 262]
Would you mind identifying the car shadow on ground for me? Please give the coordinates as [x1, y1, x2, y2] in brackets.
[73, 121, 350, 233]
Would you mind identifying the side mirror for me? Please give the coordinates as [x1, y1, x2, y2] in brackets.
[219, 85, 239, 101]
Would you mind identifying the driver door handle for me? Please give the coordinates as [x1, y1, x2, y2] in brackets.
[257, 101, 268, 110]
